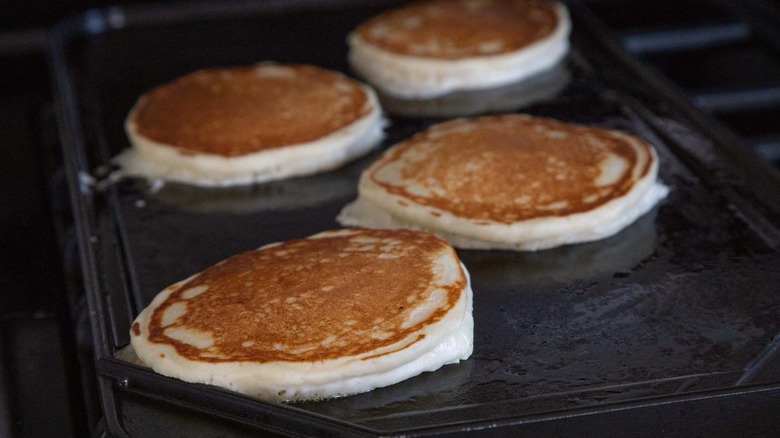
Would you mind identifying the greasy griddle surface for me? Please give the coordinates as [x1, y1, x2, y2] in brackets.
[70, 3, 780, 431]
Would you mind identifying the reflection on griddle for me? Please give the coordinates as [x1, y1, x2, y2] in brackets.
[380, 62, 572, 119]
[136, 153, 378, 214]
[460, 205, 659, 287]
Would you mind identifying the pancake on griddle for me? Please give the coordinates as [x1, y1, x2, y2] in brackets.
[118, 63, 384, 187]
[130, 229, 473, 401]
[348, 0, 570, 97]
[338, 114, 669, 251]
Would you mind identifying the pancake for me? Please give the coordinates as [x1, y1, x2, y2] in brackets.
[118, 63, 384, 187]
[130, 229, 473, 401]
[338, 114, 669, 251]
[348, 0, 571, 98]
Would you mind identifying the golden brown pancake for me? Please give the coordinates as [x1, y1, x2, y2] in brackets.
[129, 229, 473, 400]
[338, 114, 669, 250]
[347, 0, 570, 97]
[371, 116, 648, 222]
[355, 0, 560, 59]
[132, 65, 370, 156]
[119, 63, 384, 186]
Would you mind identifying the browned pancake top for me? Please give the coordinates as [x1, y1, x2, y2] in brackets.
[130, 65, 371, 157]
[137, 229, 466, 363]
[354, 0, 559, 59]
[367, 115, 654, 223]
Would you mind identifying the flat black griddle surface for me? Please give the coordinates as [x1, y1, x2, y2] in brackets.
[51, 1, 780, 435]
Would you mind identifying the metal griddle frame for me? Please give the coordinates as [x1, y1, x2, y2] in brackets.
[48, 1, 780, 436]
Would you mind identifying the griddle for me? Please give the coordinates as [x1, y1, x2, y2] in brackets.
[48, 1, 780, 436]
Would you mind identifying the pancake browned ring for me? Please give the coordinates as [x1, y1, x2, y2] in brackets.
[338, 114, 669, 250]
[117, 63, 384, 187]
[130, 228, 473, 401]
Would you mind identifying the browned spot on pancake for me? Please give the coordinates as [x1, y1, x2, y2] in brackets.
[160, 354, 165, 358]
[368, 115, 654, 223]
[430, 212, 442, 217]
[355, 0, 559, 59]
[131, 65, 370, 157]
[132, 322, 141, 336]
[145, 230, 465, 363]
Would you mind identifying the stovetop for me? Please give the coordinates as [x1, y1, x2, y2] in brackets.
[588, 0, 780, 166]
[0, 1, 778, 437]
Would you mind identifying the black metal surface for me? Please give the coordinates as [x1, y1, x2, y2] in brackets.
[587, 0, 780, 167]
[49, 1, 780, 436]
[0, 44, 91, 436]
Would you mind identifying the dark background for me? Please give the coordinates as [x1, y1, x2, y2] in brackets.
[0, 2, 164, 436]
